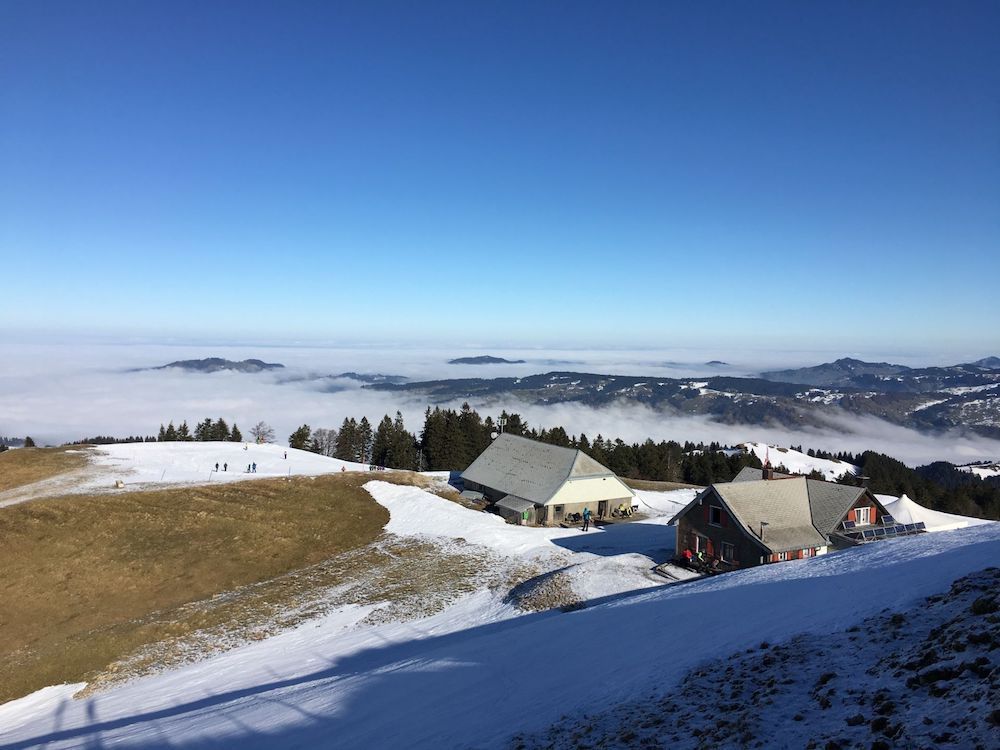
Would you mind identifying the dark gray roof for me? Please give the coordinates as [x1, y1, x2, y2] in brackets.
[711, 477, 827, 553]
[461, 434, 622, 505]
[805, 479, 867, 535]
[495, 495, 536, 513]
[732, 466, 794, 482]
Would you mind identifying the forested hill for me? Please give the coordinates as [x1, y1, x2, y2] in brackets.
[368, 362, 1000, 439]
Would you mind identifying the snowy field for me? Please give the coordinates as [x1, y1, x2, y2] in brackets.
[0, 443, 372, 508]
[91, 441, 372, 487]
[0, 447, 995, 750]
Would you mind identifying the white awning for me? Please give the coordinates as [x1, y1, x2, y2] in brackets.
[495, 494, 535, 513]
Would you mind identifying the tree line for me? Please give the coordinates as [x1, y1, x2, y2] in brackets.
[51, 403, 1000, 521]
[157, 418, 244, 442]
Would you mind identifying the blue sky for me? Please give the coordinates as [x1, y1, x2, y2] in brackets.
[1, 1, 998, 354]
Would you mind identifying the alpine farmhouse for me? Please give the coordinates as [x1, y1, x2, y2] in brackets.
[461, 433, 635, 526]
[670, 467, 924, 569]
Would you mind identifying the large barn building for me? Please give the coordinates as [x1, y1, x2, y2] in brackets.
[461, 434, 635, 526]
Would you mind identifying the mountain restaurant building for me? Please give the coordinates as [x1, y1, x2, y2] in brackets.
[670, 470, 907, 568]
[461, 434, 635, 526]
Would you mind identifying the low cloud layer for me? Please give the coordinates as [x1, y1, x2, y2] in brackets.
[2, 342, 999, 468]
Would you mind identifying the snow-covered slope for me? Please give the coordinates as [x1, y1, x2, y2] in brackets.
[739, 441, 860, 480]
[1, 479, 996, 750]
[92, 441, 369, 489]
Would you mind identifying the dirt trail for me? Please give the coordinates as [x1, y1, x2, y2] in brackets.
[0, 465, 117, 508]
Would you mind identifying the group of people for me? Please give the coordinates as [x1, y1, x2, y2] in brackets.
[211, 461, 257, 473]
[680, 547, 721, 573]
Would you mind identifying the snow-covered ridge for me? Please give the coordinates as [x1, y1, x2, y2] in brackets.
[738, 441, 860, 481]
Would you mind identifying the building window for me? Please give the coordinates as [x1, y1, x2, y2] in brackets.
[694, 534, 708, 553]
[709, 506, 723, 526]
[721, 542, 736, 562]
[855, 506, 871, 525]
[776, 551, 789, 561]
[553, 505, 564, 517]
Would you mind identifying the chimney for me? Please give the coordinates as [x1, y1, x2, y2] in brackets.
[762, 446, 773, 480]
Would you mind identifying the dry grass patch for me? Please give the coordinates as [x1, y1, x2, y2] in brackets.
[0, 445, 91, 492]
[0, 472, 388, 704]
[83, 535, 538, 695]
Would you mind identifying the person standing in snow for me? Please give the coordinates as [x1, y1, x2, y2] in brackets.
[582, 506, 591, 532]
[252, 462, 257, 473]
[223, 463, 227, 472]
[214, 462, 219, 472]
[284, 451, 287, 459]
[246, 464, 251, 473]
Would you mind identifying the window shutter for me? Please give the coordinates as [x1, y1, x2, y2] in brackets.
[703, 504, 710, 523]
[847, 509, 856, 523]
[720, 510, 728, 528]
[870, 505, 877, 524]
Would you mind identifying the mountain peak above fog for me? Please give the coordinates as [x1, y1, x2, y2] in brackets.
[761, 358, 910, 386]
[971, 356, 1000, 368]
[448, 355, 526, 365]
[154, 358, 285, 373]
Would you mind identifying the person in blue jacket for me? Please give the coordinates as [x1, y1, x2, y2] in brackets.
[582, 506, 591, 532]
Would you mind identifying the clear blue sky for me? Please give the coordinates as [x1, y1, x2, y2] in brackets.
[2, 1, 998, 353]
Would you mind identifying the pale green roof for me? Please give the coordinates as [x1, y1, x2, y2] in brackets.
[461, 434, 631, 505]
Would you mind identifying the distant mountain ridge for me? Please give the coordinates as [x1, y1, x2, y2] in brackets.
[154, 358, 285, 373]
[759, 357, 911, 387]
[369, 356, 1000, 439]
[448, 355, 526, 365]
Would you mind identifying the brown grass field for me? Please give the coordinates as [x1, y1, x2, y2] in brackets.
[0, 445, 91, 493]
[0, 471, 409, 704]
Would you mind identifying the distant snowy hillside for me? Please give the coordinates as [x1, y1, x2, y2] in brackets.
[1, 476, 995, 750]
[958, 461, 1000, 479]
[738, 441, 860, 480]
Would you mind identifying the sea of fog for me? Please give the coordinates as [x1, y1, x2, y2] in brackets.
[2, 341, 998, 467]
